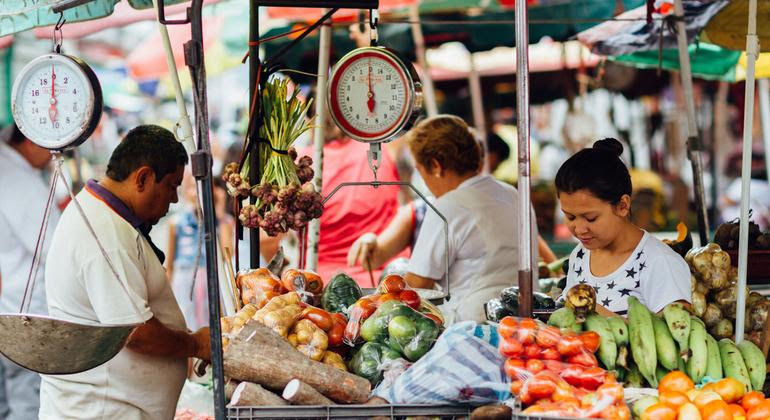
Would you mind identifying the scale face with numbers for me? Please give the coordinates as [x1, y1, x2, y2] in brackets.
[328, 47, 422, 143]
[11, 53, 102, 150]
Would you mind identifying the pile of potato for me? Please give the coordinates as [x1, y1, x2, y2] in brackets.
[686, 243, 770, 346]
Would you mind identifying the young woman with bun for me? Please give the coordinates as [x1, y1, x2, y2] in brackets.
[556, 138, 691, 316]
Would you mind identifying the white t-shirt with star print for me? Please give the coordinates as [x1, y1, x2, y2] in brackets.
[562, 231, 691, 315]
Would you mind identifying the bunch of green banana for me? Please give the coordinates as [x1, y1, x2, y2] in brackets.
[663, 302, 691, 362]
[607, 316, 629, 369]
[719, 339, 752, 392]
[686, 317, 709, 383]
[584, 313, 617, 371]
[547, 307, 581, 333]
[628, 297, 658, 387]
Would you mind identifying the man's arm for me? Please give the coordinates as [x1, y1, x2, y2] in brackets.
[405, 272, 436, 290]
[125, 317, 210, 361]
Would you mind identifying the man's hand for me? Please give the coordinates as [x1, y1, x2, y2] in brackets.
[191, 327, 211, 361]
[347, 233, 378, 270]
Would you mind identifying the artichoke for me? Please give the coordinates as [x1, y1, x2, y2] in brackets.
[710, 318, 734, 340]
[565, 283, 596, 323]
[702, 304, 722, 328]
[692, 291, 707, 317]
[748, 299, 770, 332]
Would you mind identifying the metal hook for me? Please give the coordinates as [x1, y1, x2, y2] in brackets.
[368, 9, 379, 47]
[53, 12, 66, 53]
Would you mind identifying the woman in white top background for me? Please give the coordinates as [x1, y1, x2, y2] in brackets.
[557, 138, 691, 316]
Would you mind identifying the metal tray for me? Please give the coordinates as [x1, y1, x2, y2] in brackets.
[227, 404, 472, 419]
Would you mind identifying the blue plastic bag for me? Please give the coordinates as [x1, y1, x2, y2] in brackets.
[373, 321, 510, 405]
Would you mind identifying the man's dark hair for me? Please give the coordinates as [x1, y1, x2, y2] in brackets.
[7, 124, 27, 145]
[487, 133, 510, 162]
[106, 125, 188, 182]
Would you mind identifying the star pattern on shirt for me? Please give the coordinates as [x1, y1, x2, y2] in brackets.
[625, 268, 637, 279]
[606, 281, 616, 290]
[579, 279, 587, 284]
[635, 280, 640, 288]
[593, 285, 601, 294]
[576, 249, 585, 259]
[636, 250, 644, 260]
[601, 297, 612, 307]
[619, 288, 632, 297]
[575, 266, 583, 277]
[639, 262, 647, 272]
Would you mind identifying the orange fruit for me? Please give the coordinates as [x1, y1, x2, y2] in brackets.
[692, 391, 723, 410]
[659, 390, 690, 409]
[677, 402, 702, 420]
[727, 403, 746, 418]
[700, 399, 731, 420]
[659, 371, 695, 394]
[741, 391, 765, 412]
[702, 378, 746, 404]
[641, 403, 677, 420]
[747, 399, 770, 420]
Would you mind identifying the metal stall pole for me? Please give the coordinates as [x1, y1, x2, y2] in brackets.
[468, 51, 486, 150]
[183, 0, 226, 418]
[249, 4, 262, 269]
[307, 10, 333, 272]
[515, 0, 533, 317]
[735, 0, 759, 344]
[673, 0, 710, 245]
[409, 2, 438, 116]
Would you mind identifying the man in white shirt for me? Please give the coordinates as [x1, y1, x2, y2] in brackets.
[39, 125, 210, 420]
[0, 124, 57, 420]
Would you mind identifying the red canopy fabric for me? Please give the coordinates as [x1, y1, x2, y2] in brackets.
[265, 0, 415, 22]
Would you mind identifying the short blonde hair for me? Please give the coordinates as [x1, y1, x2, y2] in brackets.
[406, 115, 482, 175]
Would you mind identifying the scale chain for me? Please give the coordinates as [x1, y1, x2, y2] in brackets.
[20, 153, 61, 313]
[56, 156, 145, 319]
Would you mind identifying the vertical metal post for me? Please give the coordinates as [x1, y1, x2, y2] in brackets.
[185, 1, 225, 418]
[468, 51, 486, 143]
[515, 0, 532, 318]
[735, 0, 759, 344]
[306, 10, 332, 271]
[249, 4, 261, 268]
[673, 0, 710, 245]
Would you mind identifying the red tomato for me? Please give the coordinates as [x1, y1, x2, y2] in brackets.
[566, 352, 598, 368]
[579, 331, 601, 353]
[398, 290, 421, 309]
[535, 326, 562, 348]
[380, 275, 406, 293]
[556, 335, 584, 357]
[543, 360, 564, 372]
[497, 316, 518, 339]
[302, 307, 333, 331]
[377, 293, 400, 303]
[327, 319, 345, 347]
[524, 344, 542, 359]
[516, 318, 538, 345]
[504, 358, 526, 379]
[499, 337, 524, 358]
[595, 381, 624, 404]
[524, 375, 557, 400]
[526, 359, 545, 374]
[540, 347, 560, 361]
[510, 380, 523, 396]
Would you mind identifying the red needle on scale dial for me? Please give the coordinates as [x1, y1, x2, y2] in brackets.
[48, 65, 58, 126]
[366, 60, 375, 113]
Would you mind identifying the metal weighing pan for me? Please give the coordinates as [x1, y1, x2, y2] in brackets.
[0, 314, 135, 375]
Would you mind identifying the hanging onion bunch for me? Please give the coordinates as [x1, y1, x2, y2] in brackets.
[225, 77, 323, 236]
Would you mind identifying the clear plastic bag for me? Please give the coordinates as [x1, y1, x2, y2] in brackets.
[344, 274, 443, 346]
[496, 316, 600, 367]
[373, 321, 510, 406]
[253, 292, 305, 337]
[517, 372, 630, 419]
[235, 268, 285, 309]
[288, 319, 328, 361]
[348, 341, 407, 385]
[355, 300, 440, 362]
[281, 268, 323, 305]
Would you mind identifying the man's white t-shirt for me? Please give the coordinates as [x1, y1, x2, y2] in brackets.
[408, 175, 538, 323]
[562, 231, 691, 315]
[39, 186, 187, 420]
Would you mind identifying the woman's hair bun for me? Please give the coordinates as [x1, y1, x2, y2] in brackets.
[593, 138, 624, 157]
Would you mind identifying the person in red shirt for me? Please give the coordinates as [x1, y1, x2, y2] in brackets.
[303, 122, 408, 287]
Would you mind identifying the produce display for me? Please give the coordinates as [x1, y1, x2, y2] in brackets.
[633, 370, 770, 420]
[685, 243, 770, 347]
[497, 316, 630, 418]
[222, 78, 323, 236]
[714, 219, 770, 251]
[545, 300, 767, 397]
